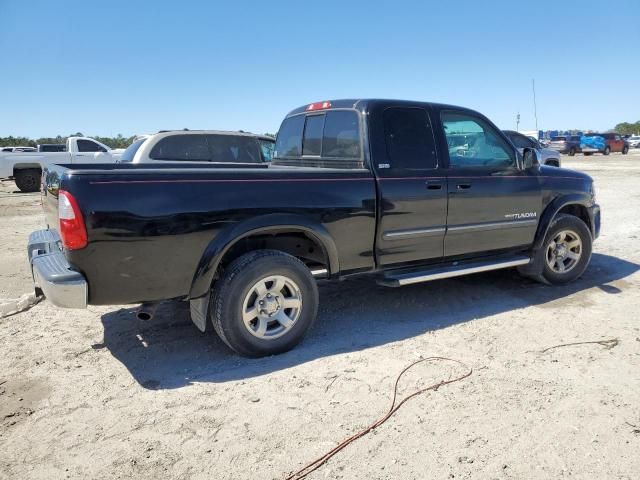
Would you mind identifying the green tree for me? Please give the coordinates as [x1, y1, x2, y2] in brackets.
[614, 121, 640, 135]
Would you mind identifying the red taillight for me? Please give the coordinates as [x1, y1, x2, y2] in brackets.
[58, 190, 87, 250]
[306, 101, 331, 111]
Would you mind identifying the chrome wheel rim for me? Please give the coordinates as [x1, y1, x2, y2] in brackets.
[546, 230, 582, 274]
[241, 275, 302, 340]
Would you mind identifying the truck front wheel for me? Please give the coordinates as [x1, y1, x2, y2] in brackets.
[539, 214, 592, 285]
[14, 168, 41, 192]
[210, 250, 319, 357]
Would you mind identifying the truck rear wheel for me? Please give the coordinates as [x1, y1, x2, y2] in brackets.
[14, 168, 41, 192]
[568, 147, 576, 156]
[210, 250, 319, 357]
[603, 146, 611, 155]
[539, 214, 592, 285]
[622, 145, 629, 155]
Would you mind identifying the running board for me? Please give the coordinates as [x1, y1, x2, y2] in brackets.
[378, 256, 531, 287]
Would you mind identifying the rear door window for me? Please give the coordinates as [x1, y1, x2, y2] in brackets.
[383, 107, 437, 170]
[149, 134, 210, 161]
[207, 135, 261, 163]
[259, 139, 274, 161]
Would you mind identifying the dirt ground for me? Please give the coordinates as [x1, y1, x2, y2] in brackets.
[1, 154, 639, 480]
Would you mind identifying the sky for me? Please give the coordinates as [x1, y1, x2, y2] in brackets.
[1, 0, 638, 138]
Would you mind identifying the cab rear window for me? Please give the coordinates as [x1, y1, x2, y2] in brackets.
[275, 110, 361, 160]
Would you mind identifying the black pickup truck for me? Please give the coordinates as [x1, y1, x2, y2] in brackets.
[29, 99, 600, 357]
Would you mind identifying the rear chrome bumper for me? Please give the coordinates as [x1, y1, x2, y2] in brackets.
[27, 229, 87, 308]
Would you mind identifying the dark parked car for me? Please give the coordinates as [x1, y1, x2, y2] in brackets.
[548, 135, 582, 156]
[29, 99, 600, 357]
[582, 132, 629, 156]
[502, 130, 561, 167]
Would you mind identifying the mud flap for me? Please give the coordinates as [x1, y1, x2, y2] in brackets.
[517, 247, 550, 285]
[189, 296, 209, 332]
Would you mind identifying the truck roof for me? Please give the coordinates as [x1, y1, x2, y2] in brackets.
[154, 129, 267, 138]
[285, 98, 470, 117]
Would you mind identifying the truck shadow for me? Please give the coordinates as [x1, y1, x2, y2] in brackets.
[99, 252, 639, 389]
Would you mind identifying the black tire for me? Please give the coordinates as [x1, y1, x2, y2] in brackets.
[210, 250, 319, 357]
[14, 168, 41, 192]
[546, 159, 559, 167]
[622, 145, 629, 155]
[538, 214, 592, 285]
[568, 147, 576, 156]
[603, 146, 610, 156]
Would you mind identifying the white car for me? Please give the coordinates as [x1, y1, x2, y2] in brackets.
[120, 130, 275, 164]
[1, 146, 37, 152]
[627, 136, 640, 148]
[0, 137, 122, 192]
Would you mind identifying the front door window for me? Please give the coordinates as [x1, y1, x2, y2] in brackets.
[442, 112, 516, 169]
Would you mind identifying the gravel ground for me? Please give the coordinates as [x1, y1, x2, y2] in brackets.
[1, 154, 639, 480]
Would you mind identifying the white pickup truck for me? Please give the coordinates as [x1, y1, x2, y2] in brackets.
[0, 137, 122, 192]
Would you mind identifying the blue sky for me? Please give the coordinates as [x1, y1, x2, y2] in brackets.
[1, 0, 638, 138]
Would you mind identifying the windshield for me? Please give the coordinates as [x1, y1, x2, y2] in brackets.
[119, 138, 147, 162]
[550, 136, 567, 141]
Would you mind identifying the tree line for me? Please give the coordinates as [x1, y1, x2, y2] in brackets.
[0, 132, 277, 149]
[0, 133, 136, 149]
[614, 121, 640, 136]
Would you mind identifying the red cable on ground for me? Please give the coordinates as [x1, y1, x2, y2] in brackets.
[284, 356, 473, 480]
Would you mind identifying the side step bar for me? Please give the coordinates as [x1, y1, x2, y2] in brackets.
[378, 256, 531, 287]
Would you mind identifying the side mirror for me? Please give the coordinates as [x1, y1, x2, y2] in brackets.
[522, 148, 540, 169]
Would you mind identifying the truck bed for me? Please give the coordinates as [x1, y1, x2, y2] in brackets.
[42, 162, 377, 304]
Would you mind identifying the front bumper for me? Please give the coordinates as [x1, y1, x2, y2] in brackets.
[27, 229, 87, 308]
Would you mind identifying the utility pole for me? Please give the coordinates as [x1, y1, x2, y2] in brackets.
[516, 112, 520, 131]
[532, 78, 538, 131]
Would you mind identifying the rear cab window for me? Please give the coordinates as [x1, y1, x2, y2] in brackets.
[274, 109, 362, 167]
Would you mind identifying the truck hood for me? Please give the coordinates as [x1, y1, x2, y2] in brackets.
[539, 165, 592, 182]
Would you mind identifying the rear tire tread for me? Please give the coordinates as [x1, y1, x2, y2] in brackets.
[210, 249, 318, 357]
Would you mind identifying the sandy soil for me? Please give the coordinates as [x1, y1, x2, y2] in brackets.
[1, 155, 639, 480]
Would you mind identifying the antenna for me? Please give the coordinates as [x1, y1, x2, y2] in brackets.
[516, 112, 520, 131]
[532, 79, 538, 131]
